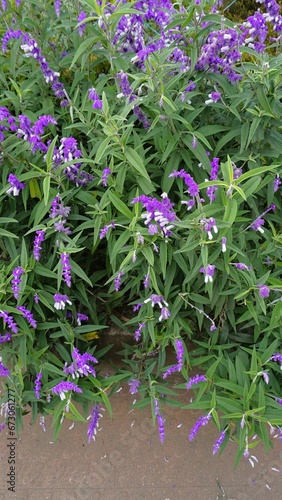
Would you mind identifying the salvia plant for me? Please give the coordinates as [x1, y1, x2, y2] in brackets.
[0, 0, 282, 467]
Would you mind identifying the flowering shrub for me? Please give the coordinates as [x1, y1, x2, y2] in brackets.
[1, 0, 282, 465]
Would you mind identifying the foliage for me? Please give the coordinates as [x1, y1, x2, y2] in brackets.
[0, 0, 282, 464]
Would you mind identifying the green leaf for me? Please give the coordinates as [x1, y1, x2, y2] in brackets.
[43, 175, 51, 207]
[124, 147, 152, 182]
[45, 136, 57, 172]
[108, 190, 134, 220]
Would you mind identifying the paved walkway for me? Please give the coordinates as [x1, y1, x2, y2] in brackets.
[1, 364, 282, 499]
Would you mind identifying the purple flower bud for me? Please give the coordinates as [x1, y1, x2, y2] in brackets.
[51, 381, 83, 400]
[235, 263, 251, 271]
[143, 274, 150, 288]
[0, 358, 10, 377]
[61, 253, 72, 287]
[99, 221, 115, 239]
[159, 307, 170, 321]
[114, 271, 124, 292]
[77, 11, 87, 37]
[87, 405, 104, 443]
[16, 305, 37, 328]
[34, 372, 42, 399]
[33, 230, 45, 261]
[11, 266, 24, 299]
[77, 313, 88, 326]
[88, 88, 103, 109]
[274, 175, 281, 192]
[269, 353, 282, 369]
[186, 374, 207, 390]
[258, 284, 270, 298]
[101, 167, 111, 186]
[134, 322, 145, 341]
[0, 310, 18, 333]
[221, 237, 227, 252]
[6, 174, 25, 196]
[200, 264, 215, 283]
[189, 413, 212, 442]
[213, 430, 226, 455]
[54, 293, 72, 310]
[128, 378, 140, 394]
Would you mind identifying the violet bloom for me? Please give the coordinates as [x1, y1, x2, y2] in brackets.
[159, 307, 170, 321]
[128, 378, 140, 394]
[134, 322, 145, 341]
[0, 333, 12, 344]
[269, 353, 282, 369]
[114, 272, 124, 292]
[77, 11, 87, 37]
[54, 293, 72, 310]
[88, 88, 103, 109]
[207, 157, 219, 202]
[131, 193, 176, 237]
[133, 303, 142, 312]
[213, 430, 226, 455]
[0, 310, 18, 333]
[0, 358, 9, 377]
[258, 284, 270, 298]
[189, 413, 212, 442]
[77, 313, 88, 326]
[33, 230, 45, 261]
[205, 91, 221, 104]
[201, 217, 218, 240]
[200, 264, 216, 283]
[54, 0, 61, 17]
[63, 348, 98, 378]
[11, 266, 24, 299]
[251, 217, 265, 233]
[274, 175, 281, 192]
[221, 237, 227, 253]
[143, 274, 150, 288]
[49, 194, 71, 219]
[169, 169, 199, 197]
[87, 405, 104, 443]
[34, 372, 42, 399]
[144, 294, 168, 309]
[186, 374, 207, 390]
[16, 305, 37, 328]
[34, 293, 39, 304]
[51, 381, 83, 400]
[101, 167, 111, 186]
[154, 398, 165, 444]
[61, 253, 72, 287]
[163, 338, 184, 379]
[6, 174, 25, 196]
[99, 221, 115, 239]
[234, 263, 251, 271]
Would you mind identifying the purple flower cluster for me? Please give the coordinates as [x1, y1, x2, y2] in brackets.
[54, 293, 72, 310]
[116, 71, 151, 129]
[0, 358, 10, 377]
[77, 11, 87, 37]
[269, 353, 282, 368]
[6, 174, 25, 196]
[163, 338, 184, 379]
[2, 30, 65, 102]
[16, 305, 37, 328]
[51, 381, 83, 400]
[189, 413, 212, 442]
[154, 398, 165, 443]
[128, 378, 141, 394]
[63, 348, 98, 378]
[87, 405, 104, 443]
[213, 430, 226, 455]
[0, 310, 18, 334]
[169, 169, 199, 198]
[101, 167, 111, 187]
[61, 253, 72, 287]
[99, 221, 115, 239]
[186, 374, 207, 390]
[257, 0, 282, 33]
[11, 266, 24, 300]
[88, 88, 103, 109]
[258, 284, 270, 298]
[54, 0, 61, 18]
[77, 313, 89, 326]
[52, 137, 93, 187]
[114, 271, 124, 292]
[134, 322, 145, 341]
[241, 11, 268, 53]
[0, 333, 12, 344]
[206, 157, 219, 202]
[132, 193, 176, 237]
[49, 194, 71, 237]
[250, 204, 275, 234]
[33, 230, 45, 261]
[200, 217, 218, 240]
[34, 372, 42, 399]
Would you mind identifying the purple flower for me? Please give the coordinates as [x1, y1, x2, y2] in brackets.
[143, 274, 150, 288]
[144, 294, 168, 308]
[54, 0, 61, 17]
[34, 293, 39, 304]
[16, 305, 37, 328]
[186, 374, 207, 390]
[51, 381, 83, 400]
[205, 91, 221, 104]
[6, 174, 25, 196]
[132, 193, 176, 237]
[274, 175, 281, 192]
[87, 405, 104, 443]
[200, 264, 216, 283]
[213, 430, 226, 455]
[261, 371, 270, 384]
[258, 284, 270, 298]
[128, 378, 140, 394]
[269, 353, 282, 368]
[221, 237, 227, 253]
[201, 217, 218, 240]
[101, 167, 111, 186]
[251, 217, 265, 233]
[77, 313, 88, 326]
[207, 157, 219, 202]
[0, 422, 6, 432]
[11, 266, 24, 299]
[159, 307, 170, 321]
[0, 333, 12, 344]
[163, 339, 184, 379]
[63, 348, 98, 378]
[0, 358, 10, 377]
[154, 398, 165, 443]
[61, 253, 72, 287]
[275, 397, 282, 405]
[88, 88, 103, 109]
[77, 11, 87, 37]
[133, 303, 142, 312]
[189, 413, 212, 442]
[234, 263, 251, 271]
[0, 310, 18, 333]
[54, 293, 72, 310]
[134, 322, 145, 341]
[34, 372, 42, 399]
[49, 194, 71, 219]
[99, 221, 115, 239]
[33, 230, 45, 261]
[169, 169, 199, 197]
[114, 271, 124, 292]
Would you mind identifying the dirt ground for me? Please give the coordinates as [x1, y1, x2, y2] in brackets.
[1, 357, 282, 500]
